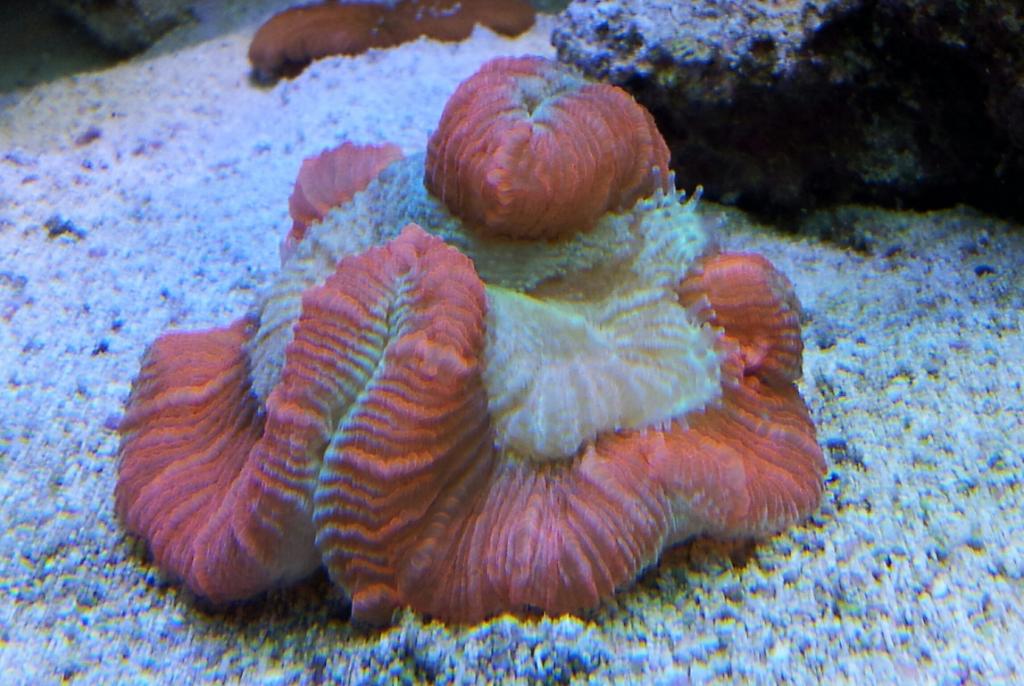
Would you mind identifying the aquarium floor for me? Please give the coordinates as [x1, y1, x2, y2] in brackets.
[0, 1, 1021, 683]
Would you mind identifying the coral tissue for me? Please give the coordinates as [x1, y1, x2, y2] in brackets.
[248, 0, 536, 80]
[425, 56, 671, 240]
[285, 141, 403, 259]
[116, 56, 825, 624]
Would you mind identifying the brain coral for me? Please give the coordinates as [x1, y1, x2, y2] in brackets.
[116, 56, 825, 624]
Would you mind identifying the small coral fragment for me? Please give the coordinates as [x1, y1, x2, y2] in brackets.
[424, 55, 671, 240]
[248, 0, 536, 81]
[285, 141, 403, 260]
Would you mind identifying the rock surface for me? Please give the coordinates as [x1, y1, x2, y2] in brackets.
[49, 0, 195, 53]
[552, 0, 1024, 220]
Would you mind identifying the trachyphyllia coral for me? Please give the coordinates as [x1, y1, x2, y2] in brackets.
[116, 55, 825, 624]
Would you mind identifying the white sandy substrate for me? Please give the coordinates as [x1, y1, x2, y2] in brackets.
[0, 1, 1022, 684]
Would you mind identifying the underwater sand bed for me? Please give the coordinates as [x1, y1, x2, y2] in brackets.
[0, 1, 1021, 683]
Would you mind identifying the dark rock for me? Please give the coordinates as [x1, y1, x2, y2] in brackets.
[531, 0, 572, 11]
[49, 0, 194, 54]
[74, 125, 102, 146]
[552, 0, 1024, 221]
[44, 214, 87, 241]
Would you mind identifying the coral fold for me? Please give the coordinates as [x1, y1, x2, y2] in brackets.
[302, 224, 492, 624]
[116, 316, 322, 602]
[677, 252, 804, 385]
[664, 252, 825, 538]
[398, 437, 674, 622]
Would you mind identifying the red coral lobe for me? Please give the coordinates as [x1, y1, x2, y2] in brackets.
[678, 252, 805, 385]
[425, 56, 671, 240]
[662, 252, 825, 538]
[301, 224, 494, 624]
[116, 316, 322, 602]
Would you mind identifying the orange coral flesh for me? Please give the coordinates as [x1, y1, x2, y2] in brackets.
[116, 238, 824, 623]
[661, 252, 825, 538]
[397, 434, 674, 622]
[388, 254, 821, 622]
[677, 252, 804, 385]
[653, 348, 825, 539]
[424, 55, 671, 240]
[116, 316, 322, 602]
[116, 225, 493, 616]
[248, 0, 535, 80]
[303, 224, 492, 624]
[284, 141, 403, 261]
